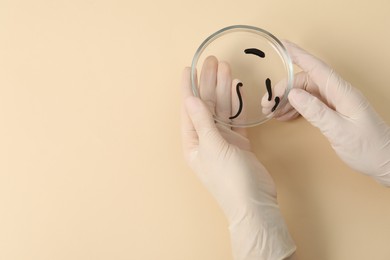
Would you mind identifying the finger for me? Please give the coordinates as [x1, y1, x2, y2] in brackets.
[283, 40, 346, 108]
[185, 96, 225, 149]
[216, 61, 232, 121]
[272, 102, 295, 120]
[283, 40, 368, 116]
[275, 108, 300, 121]
[262, 71, 318, 120]
[231, 79, 248, 137]
[199, 56, 218, 114]
[181, 67, 198, 157]
[283, 40, 334, 88]
[288, 88, 343, 136]
[261, 78, 289, 116]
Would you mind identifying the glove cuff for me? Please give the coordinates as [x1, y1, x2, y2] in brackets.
[228, 205, 296, 260]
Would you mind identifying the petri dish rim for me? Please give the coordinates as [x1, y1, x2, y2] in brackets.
[190, 25, 294, 127]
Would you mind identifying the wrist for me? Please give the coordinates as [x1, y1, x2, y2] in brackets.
[228, 205, 296, 260]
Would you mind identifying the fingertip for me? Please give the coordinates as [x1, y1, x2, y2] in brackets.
[204, 55, 218, 64]
[202, 56, 218, 72]
[261, 92, 272, 108]
[282, 39, 299, 48]
[281, 40, 298, 55]
[288, 88, 309, 107]
[282, 41, 316, 70]
[261, 93, 273, 116]
[281, 39, 295, 49]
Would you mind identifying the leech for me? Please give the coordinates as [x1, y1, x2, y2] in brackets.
[265, 78, 272, 101]
[244, 48, 265, 58]
[271, 96, 280, 112]
[229, 82, 244, 120]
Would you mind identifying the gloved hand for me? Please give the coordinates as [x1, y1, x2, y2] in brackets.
[180, 56, 296, 260]
[272, 41, 390, 186]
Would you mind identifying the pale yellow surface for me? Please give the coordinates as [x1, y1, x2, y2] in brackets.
[1, 1, 390, 259]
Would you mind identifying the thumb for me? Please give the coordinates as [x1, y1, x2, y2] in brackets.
[185, 96, 225, 147]
[288, 88, 343, 135]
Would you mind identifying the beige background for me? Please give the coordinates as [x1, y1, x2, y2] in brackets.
[1, 0, 390, 259]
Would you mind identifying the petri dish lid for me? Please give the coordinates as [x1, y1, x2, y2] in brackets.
[191, 25, 293, 127]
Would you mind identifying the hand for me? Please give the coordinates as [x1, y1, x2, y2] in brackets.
[180, 56, 296, 260]
[275, 41, 390, 186]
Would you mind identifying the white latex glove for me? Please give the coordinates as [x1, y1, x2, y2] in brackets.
[272, 41, 390, 186]
[180, 56, 296, 260]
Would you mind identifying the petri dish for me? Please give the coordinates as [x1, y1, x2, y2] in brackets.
[191, 25, 293, 127]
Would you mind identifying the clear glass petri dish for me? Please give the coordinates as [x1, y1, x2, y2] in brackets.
[191, 25, 293, 127]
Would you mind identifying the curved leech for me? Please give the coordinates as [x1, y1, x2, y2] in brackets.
[229, 82, 244, 120]
[265, 78, 272, 101]
[271, 96, 280, 112]
[244, 48, 265, 58]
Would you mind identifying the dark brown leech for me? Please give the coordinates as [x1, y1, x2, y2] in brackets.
[271, 96, 280, 112]
[265, 78, 272, 101]
[244, 48, 265, 58]
[229, 82, 244, 120]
